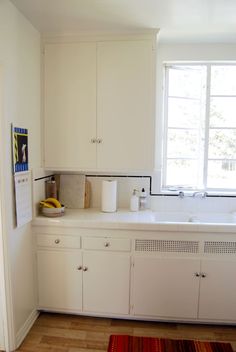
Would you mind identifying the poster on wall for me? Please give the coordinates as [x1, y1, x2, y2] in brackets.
[12, 126, 29, 173]
[11, 125, 32, 227]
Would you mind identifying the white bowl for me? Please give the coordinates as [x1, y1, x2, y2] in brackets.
[41, 206, 65, 217]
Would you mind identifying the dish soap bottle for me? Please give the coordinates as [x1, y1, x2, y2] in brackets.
[139, 188, 147, 210]
[130, 189, 139, 212]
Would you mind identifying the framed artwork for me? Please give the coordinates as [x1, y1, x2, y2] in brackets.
[12, 126, 29, 173]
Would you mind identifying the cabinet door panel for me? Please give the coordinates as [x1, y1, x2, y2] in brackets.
[199, 259, 236, 321]
[44, 43, 97, 169]
[97, 41, 155, 171]
[83, 252, 130, 315]
[133, 257, 200, 318]
[37, 250, 82, 310]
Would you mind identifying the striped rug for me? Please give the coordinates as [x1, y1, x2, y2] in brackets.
[108, 335, 234, 352]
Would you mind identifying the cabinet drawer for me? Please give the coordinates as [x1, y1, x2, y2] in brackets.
[82, 237, 131, 251]
[36, 234, 81, 249]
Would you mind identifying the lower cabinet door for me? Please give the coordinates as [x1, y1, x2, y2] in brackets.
[198, 259, 236, 321]
[37, 250, 82, 311]
[82, 252, 130, 315]
[133, 256, 200, 319]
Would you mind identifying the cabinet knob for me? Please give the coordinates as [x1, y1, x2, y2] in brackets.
[55, 239, 60, 244]
[104, 242, 110, 247]
[97, 138, 103, 144]
[194, 272, 200, 277]
[77, 266, 82, 271]
[83, 266, 88, 272]
[201, 273, 206, 278]
[90, 138, 96, 144]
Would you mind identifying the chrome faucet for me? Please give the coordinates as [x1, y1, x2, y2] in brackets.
[178, 191, 185, 198]
[192, 191, 208, 198]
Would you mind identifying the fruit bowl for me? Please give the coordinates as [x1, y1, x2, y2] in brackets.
[41, 205, 65, 217]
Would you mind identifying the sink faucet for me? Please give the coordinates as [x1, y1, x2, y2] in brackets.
[192, 191, 208, 198]
[178, 191, 185, 198]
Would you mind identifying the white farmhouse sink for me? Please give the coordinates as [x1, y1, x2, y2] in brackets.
[153, 212, 236, 224]
[154, 212, 190, 223]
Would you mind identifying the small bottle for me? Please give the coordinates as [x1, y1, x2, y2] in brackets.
[130, 189, 139, 212]
[139, 188, 147, 210]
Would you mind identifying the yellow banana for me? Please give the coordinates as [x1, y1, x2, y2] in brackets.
[40, 201, 54, 208]
[45, 197, 62, 208]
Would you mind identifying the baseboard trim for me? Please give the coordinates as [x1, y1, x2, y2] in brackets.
[15, 309, 39, 349]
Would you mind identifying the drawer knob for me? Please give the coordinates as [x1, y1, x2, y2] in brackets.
[55, 239, 60, 244]
[83, 266, 88, 272]
[77, 266, 82, 271]
[104, 242, 110, 247]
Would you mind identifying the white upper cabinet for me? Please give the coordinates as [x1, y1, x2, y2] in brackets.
[97, 40, 155, 172]
[44, 42, 97, 169]
[43, 37, 156, 172]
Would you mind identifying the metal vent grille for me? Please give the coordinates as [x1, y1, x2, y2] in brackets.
[135, 240, 199, 253]
[204, 241, 236, 254]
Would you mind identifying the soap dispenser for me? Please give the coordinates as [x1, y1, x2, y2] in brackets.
[139, 188, 147, 210]
[130, 189, 139, 212]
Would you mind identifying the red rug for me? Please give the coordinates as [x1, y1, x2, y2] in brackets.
[108, 335, 234, 352]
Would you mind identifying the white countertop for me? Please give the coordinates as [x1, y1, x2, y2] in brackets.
[32, 208, 236, 233]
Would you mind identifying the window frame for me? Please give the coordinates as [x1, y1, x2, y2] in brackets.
[161, 62, 236, 195]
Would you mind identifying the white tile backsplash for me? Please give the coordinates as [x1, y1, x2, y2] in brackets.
[87, 176, 150, 209]
[45, 172, 236, 214]
[150, 195, 236, 214]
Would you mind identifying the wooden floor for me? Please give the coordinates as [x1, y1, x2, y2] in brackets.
[15, 313, 236, 352]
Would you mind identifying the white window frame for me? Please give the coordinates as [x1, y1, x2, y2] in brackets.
[162, 62, 236, 194]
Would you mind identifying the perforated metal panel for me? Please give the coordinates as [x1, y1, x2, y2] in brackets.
[204, 241, 236, 254]
[135, 239, 199, 253]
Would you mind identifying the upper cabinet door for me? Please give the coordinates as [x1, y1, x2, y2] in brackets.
[44, 43, 97, 169]
[97, 40, 156, 172]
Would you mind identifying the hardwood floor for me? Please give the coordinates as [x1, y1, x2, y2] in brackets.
[16, 313, 236, 352]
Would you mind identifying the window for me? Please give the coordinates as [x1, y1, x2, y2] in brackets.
[162, 63, 236, 193]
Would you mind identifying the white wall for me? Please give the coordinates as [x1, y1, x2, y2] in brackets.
[0, 0, 41, 349]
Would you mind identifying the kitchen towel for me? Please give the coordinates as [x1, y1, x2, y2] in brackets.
[101, 180, 117, 212]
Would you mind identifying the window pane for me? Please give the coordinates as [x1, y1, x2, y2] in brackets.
[167, 130, 200, 158]
[210, 97, 236, 127]
[168, 97, 203, 128]
[163, 63, 236, 191]
[166, 160, 199, 187]
[211, 66, 236, 95]
[209, 129, 236, 159]
[168, 65, 206, 99]
[207, 160, 236, 189]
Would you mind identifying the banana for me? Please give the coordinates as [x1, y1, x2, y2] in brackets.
[45, 197, 62, 208]
[40, 201, 54, 208]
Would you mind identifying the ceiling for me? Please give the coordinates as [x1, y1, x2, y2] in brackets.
[10, 0, 236, 43]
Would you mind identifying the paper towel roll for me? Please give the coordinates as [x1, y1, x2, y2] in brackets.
[101, 180, 117, 212]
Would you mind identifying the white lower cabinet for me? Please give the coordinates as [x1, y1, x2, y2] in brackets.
[83, 252, 130, 314]
[133, 257, 200, 319]
[37, 249, 82, 311]
[198, 259, 236, 321]
[36, 235, 131, 316]
[133, 256, 236, 322]
[35, 228, 236, 323]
